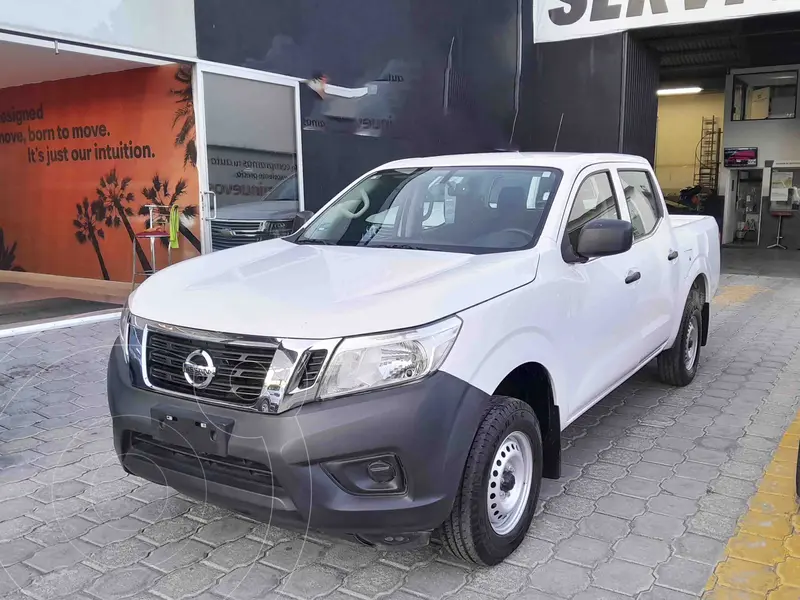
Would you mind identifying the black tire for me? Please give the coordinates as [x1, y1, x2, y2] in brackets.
[441, 396, 543, 566]
[657, 289, 703, 387]
[796, 443, 800, 502]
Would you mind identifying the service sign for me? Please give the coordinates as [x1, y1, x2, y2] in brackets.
[534, 0, 800, 43]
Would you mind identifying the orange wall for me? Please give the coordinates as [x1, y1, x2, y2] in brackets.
[0, 65, 200, 281]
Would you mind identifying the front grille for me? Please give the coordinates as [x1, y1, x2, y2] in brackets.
[146, 331, 275, 405]
[211, 219, 294, 251]
[127, 433, 279, 495]
[298, 350, 327, 389]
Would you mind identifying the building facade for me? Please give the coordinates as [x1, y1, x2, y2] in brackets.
[2, 0, 800, 285]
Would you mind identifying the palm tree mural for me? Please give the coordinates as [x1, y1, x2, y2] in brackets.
[73, 198, 110, 280]
[97, 168, 152, 273]
[0, 229, 24, 271]
[140, 175, 201, 252]
[171, 64, 196, 168]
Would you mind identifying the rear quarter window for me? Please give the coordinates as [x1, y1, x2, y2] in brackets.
[619, 170, 662, 240]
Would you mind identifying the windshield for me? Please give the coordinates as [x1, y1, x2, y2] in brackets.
[262, 175, 298, 202]
[293, 166, 562, 253]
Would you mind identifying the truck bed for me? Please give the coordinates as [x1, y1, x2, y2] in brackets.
[668, 214, 721, 300]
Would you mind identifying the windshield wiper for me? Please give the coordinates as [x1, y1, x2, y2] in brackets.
[367, 243, 431, 251]
[294, 239, 336, 245]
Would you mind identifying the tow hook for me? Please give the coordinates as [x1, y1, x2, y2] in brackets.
[354, 531, 432, 551]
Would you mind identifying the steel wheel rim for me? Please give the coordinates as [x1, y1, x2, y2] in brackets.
[487, 431, 533, 536]
[684, 315, 699, 371]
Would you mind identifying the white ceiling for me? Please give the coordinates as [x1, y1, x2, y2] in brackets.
[0, 38, 165, 89]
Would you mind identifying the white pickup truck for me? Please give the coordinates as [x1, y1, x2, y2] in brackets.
[109, 152, 720, 566]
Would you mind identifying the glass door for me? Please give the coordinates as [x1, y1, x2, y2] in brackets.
[193, 64, 304, 253]
[733, 170, 762, 246]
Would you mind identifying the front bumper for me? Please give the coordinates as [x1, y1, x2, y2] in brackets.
[107, 342, 487, 536]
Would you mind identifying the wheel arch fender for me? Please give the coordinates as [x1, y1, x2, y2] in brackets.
[442, 327, 564, 479]
[667, 255, 711, 348]
[444, 326, 564, 407]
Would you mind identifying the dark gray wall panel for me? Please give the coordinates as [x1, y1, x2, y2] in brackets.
[620, 33, 660, 164]
[517, 34, 625, 154]
[195, 0, 519, 212]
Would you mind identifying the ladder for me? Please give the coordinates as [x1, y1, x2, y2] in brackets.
[694, 116, 721, 191]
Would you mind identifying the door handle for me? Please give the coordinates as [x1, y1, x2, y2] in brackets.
[202, 191, 218, 219]
[625, 271, 641, 285]
[210, 191, 217, 220]
[667, 250, 679, 261]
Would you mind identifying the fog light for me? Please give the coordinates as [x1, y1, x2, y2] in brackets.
[367, 460, 396, 483]
[324, 454, 405, 495]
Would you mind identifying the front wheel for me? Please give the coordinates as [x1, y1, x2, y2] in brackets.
[657, 290, 703, 386]
[441, 396, 543, 566]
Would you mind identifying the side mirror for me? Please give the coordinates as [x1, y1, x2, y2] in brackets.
[292, 211, 314, 233]
[576, 219, 633, 259]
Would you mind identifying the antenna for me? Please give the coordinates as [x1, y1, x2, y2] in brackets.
[553, 113, 565, 152]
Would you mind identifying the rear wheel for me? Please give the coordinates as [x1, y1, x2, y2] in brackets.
[657, 289, 703, 386]
[441, 396, 543, 566]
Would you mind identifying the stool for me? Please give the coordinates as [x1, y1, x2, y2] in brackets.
[132, 205, 173, 287]
[768, 211, 793, 250]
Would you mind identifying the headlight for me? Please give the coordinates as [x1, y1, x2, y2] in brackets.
[318, 316, 462, 399]
[119, 301, 131, 363]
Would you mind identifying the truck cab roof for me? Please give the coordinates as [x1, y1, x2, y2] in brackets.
[379, 152, 651, 172]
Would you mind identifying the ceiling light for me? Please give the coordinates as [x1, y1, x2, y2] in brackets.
[657, 87, 703, 96]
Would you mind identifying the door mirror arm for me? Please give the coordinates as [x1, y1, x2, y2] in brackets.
[291, 211, 314, 234]
[561, 235, 588, 264]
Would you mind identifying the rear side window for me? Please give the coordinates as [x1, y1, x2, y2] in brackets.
[619, 170, 662, 240]
[565, 172, 621, 251]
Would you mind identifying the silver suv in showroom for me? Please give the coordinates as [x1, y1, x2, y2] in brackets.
[210, 175, 306, 251]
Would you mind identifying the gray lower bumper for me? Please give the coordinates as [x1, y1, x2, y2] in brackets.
[106, 342, 487, 535]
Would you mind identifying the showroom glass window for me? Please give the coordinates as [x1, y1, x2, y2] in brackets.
[732, 71, 798, 121]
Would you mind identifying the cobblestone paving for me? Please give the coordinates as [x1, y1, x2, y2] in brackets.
[0, 273, 798, 600]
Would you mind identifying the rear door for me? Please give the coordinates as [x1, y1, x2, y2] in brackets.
[612, 166, 678, 360]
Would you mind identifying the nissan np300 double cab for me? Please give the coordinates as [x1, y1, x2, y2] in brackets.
[109, 152, 720, 565]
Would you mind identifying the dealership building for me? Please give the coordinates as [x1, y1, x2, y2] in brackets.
[0, 0, 799, 303]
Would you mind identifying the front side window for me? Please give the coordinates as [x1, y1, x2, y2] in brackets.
[732, 71, 797, 121]
[565, 172, 620, 251]
[619, 170, 661, 240]
[293, 166, 563, 253]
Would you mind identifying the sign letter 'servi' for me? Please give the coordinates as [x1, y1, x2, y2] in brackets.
[534, 0, 800, 44]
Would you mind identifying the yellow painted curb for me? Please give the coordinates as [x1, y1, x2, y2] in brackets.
[706, 407, 800, 597]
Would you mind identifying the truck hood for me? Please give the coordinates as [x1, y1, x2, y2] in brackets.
[130, 240, 539, 339]
[214, 201, 300, 221]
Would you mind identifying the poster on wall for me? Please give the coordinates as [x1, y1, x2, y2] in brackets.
[0, 64, 201, 281]
[770, 171, 798, 213]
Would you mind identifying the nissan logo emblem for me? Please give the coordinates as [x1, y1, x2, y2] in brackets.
[183, 350, 216, 389]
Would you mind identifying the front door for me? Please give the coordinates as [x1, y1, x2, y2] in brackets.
[194, 65, 305, 253]
[558, 167, 643, 419]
